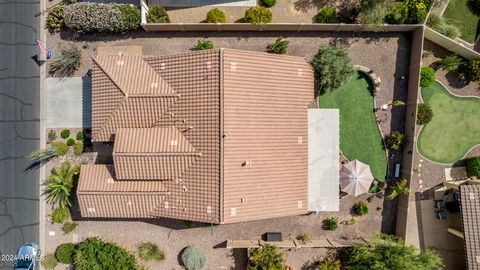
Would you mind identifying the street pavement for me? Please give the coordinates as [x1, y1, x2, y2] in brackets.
[0, 0, 41, 269]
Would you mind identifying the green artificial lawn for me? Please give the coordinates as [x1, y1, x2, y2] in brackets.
[443, 0, 480, 43]
[319, 72, 387, 181]
[417, 81, 480, 164]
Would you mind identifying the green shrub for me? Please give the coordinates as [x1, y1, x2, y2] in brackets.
[74, 237, 138, 270]
[466, 156, 480, 178]
[50, 207, 71, 224]
[319, 259, 341, 270]
[244, 7, 272, 24]
[50, 43, 81, 76]
[443, 24, 461, 39]
[76, 131, 84, 140]
[42, 253, 58, 270]
[322, 217, 338, 231]
[147, 5, 170, 23]
[354, 202, 369, 216]
[206, 8, 226, 23]
[261, 0, 276, 7]
[346, 217, 356, 225]
[296, 233, 311, 242]
[47, 4, 66, 32]
[248, 244, 285, 270]
[65, 2, 140, 32]
[48, 130, 57, 142]
[420, 66, 435, 88]
[427, 13, 461, 39]
[468, 0, 480, 16]
[62, 222, 78, 234]
[60, 129, 70, 139]
[181, 246, 208, 270]
[404, 0, 431, 24]
[314, 7, 337, 23]
[463, 60, 480, 82]
[266, 37, 289, 54]
[194, 40, 214, 50]
[138, 242, 165, 261]
[66, 138, 75, 146]
[438, 54, 462, 72]
[311, 44, 355, 91]
[55, 243, 76, 264]
[417, 103, 434, 125]
[386, 178, 411, 200]
[73, 142, 84, 156]
[385, 131, 406, 151]
[52, 141, 69, 156]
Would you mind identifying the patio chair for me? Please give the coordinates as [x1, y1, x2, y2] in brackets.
[434, 199, 446, 209]
[436, 210, 447, 220]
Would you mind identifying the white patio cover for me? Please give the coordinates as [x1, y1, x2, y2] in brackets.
[307, 109, 339, 212]
[340, 160, 374, 197]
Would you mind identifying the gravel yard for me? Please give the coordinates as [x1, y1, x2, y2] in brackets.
[43, 31, 412, 269]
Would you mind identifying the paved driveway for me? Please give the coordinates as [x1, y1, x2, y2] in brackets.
[45, 77, 91, 128]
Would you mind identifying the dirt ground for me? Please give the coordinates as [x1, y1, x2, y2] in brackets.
[43, 31, 412, 269]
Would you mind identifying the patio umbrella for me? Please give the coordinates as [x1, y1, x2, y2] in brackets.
[340, 160, 374, 197]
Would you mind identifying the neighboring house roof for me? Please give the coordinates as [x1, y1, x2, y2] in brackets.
[460, 185, 480, 270]
[79, 49, 314, 224]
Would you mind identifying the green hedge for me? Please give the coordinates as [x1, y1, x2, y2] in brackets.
[244, 7, 272, 24]
[467, 156, 480, 178]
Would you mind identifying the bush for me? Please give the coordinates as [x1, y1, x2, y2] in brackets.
[50, 207, 71, 224]
[311, 44, 355, 91]
[62, 222, 78, 234]
[49, 43, 81, 76]
[443, 24, 461, 39]
[354, 202, 369, 216]
[73, 142, 84, 156]
[417, 103, 434, 125]
[138, 242, 165, 261]
[463, 60, 480, 82]
[314, 7, 337, 23]
[42, 253, 58, 270]
[55, 243, 76, 264]
[47, 4, 66, 31]
[48, 130, 57, 142]
[66, 138, 75, 146]
[322, 217, 338, 231]
[65, 2, 140, 33]
[261, 0, 276, 7]
[266, 37, 289, 54]
[194, 40, 214, 50]
[60, 129, 70, 139]
[468, 0, 480, 16]
[427, 13, 461, 39]
[244, 7, 272, 24]
[420, 66, 435, 88]
[181, 246, 208, 270]
[52, 141, 69, 156]
[296, 233, 311, 242]
[147, 5, 170, 23]
[319, 259, 341, 270]
[248, 244, 285, 270]
[385, 131, 406, 151]
[404, 0, 431, 24]
[466, 156, 480, 178]
[438, 54, 462, 72]
[206, 8, 226, 23]
[76, 131, 84, 141]
[346, 217, 356, 225]
[74, 237, 138, 270]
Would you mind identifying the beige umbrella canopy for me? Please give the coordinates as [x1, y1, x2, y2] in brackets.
[340, 160, 374, 197]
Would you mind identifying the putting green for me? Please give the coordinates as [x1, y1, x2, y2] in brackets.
[417, 81, 480, 164]
[319, 72, 387, 181]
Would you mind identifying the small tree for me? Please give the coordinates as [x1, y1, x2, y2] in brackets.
[322, 217, 339, 231]
[147, 5, 170, 23]
[468, 0, 480, 16]
[248, 244, 285, 270]
[206, 8, 226, 23]
[266, 37, 289, 54]
[385, 131, 406, 151]
[194, 40, 214, 51]
[50, 43, 81, 76]
[138, 242, 165, 261]
[466, 156, 480, 178]
[314, 7, 337, 23]
[417, 103, 433, 125]
[244, 7, 272, 24]
[311, 44, 355, 91]
[438, 54, 462, 72]
[181, 246, 208, 270]
[354, 201, 369, 216]
[386, 178, 411, 200]
[420, 66, 435, 88]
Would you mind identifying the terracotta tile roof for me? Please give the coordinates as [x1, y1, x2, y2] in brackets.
[113, 127, 201, 180]
[460, 185, 480, 270]
[221, 49, 314, 223]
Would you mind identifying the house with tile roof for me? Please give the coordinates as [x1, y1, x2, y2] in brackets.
[77, 48, 321, 224]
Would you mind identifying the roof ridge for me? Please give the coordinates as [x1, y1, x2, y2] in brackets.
[92, 56, 128, 97]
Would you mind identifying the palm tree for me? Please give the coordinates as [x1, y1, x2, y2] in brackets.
[386, 178, 411, 200]
[385, 131, 406, 151]
[43, 162, 79, 208]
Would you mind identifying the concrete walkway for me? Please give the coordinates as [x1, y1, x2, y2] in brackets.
[45, 77, 91, 128]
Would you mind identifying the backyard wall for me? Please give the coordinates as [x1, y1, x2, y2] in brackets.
[424, 27, 480, 59]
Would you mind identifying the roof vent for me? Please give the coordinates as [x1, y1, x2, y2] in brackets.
[171, 140, 178, 146]
[126, 201, 132, 206]
[230, 62, 237, 70]
[151, 82, 158, 88]
[242, 160, 252, 167]
[160, 63, 166, 70]
[241, 198, 247, 203]
[164, 202, 169, 209]
[206, 206, 212, 214]
[183, 185, 187, 192]
[206, 61, 211, 69]
[231, 208, 236, 217]
[297, 69, 303, 76]
[297, 201, 303, 209]
[107, 178, 114, 184]
[476, 256, 480, 263]
[298, 136, 303, 144]
[117, 60, 124, 66]
[469, 193, 476, 200]
[183, 126, 193, 132]
[117, 52, 124, 57]
[87, 207, 96, 213]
